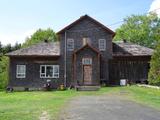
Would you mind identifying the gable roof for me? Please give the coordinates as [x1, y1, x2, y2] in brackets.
[57, 14, 115, 36]
[113, 42, 154, 56]
[74, 43, 100, 54]
[6, 42, 60, 57]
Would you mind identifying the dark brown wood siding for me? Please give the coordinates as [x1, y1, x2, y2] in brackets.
[109, 56, 151, 85]
[59, 17, 113, 86]
[8, 56, 63, 88]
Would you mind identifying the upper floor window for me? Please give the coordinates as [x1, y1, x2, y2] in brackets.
[16, 65, 26, 78]
[83, 37, 91, 46]
[82, 58, 92, 65]
[40, 65, 59, 78]
[99, 39, 106, 51]
[67, 39, 74, 51]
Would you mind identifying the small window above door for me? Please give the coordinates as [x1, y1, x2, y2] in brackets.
[82, 58, 92, 65]
[83, 37, 91, 46]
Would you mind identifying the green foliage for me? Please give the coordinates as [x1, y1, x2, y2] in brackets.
[0, 42, 21, 55]
[0, 43, 21, 90]
[0, 56, 9, 89]
[11, 42, 21, 51]
[148, 41, 160, 86]
[114, 13, 160, 48]
[22, 28, 57, 48]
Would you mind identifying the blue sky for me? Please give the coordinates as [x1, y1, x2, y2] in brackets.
[0, 0, 159, 45]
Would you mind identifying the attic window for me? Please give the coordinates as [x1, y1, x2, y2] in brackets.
[99, 39, 106, 51]
[67, 39, 74, 51]
[83, 37, 91, 46]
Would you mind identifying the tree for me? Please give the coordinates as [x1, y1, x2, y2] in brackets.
[12, 42, 21, 51]
[0, 42, 2, 55]
[148, 41, 160, 86]
[0, 56, 9, 89]
[3, 44, 12, 54]
[114, 13, 160, 48]
[22, 28, 57, 48]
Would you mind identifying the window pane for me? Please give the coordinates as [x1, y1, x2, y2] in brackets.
[54, 73, 59, 78]
[40, 73, 45, 77]
[16, 65, 26, 78]
[17, 74, 25, 77]
[83, 37, 91, 46]
[46, 66, 53, 77]
[67, 39, 74, 51]
[54, 66, 59, 73]
[17, 65, 24, 73]
[82, 58, 92, 65]
[53, 66, 59, 78]
[41, 66, 45, 73]
[99, 39, 106, 51]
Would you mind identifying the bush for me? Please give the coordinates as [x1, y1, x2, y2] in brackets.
[148, 41, 160, 86]
[0, 56, 9, 89]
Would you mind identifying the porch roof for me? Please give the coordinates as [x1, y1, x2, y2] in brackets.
[74, 43, 100, 54]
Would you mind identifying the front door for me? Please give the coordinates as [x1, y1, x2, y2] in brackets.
[83, 65, 92, 85]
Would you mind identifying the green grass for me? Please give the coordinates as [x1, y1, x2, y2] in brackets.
[0, 86, 160, 120]
[120, 86, 160, 109]
[100, 86, 160, 110]
[0, 90, 77, 120]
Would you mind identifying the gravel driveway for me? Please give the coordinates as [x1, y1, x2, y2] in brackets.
[60, 95, 160, 120]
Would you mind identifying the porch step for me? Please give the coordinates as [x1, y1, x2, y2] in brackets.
[76, 86, 100, 91]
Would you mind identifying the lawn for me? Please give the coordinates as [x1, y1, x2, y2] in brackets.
[0, 86, 160, 120]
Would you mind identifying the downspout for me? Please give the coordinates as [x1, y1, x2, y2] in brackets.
[64, 31, 67, 87]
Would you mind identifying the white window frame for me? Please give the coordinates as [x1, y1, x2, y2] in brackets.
[67, 39, 74, 51]
[82, 58, 92, 65]
[40, 65, 59, 78]
[99, 39, 106, 51]
[16, 65, 26, 78]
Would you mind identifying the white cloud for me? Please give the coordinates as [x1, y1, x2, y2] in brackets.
[0, 29, 36, 46]
[149, 0, 160, 17]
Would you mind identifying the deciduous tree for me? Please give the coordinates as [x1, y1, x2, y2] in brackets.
[114, 13, 160, 48]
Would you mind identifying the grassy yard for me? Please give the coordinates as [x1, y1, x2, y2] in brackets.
[0, 86, 160, 120]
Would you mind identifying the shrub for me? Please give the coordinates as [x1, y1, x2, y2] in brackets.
[0, 56, 9, 89]
[148, 41, 160, 86]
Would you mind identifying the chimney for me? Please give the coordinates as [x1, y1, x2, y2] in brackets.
[123, 39, 127, 43]
[44, 39, 48, 43]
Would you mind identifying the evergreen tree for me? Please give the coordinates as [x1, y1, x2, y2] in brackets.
[148, 41, 160, 86]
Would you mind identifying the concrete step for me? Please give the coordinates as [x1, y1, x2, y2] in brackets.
[76, 86, 100, 91]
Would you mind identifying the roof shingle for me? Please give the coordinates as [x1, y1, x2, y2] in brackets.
[6, 42, 60, 56]
[113, 42, 154, 56]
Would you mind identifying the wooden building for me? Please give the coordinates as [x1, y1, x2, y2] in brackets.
[6, 15, 153, 90]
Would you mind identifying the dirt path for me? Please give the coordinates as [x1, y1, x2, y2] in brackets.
[59, 95, 160, 120]
[39, 111, 50, 120]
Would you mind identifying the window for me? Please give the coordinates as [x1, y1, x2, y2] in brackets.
[99, 39, 106, 51]
[40, 65, 59, 78]
[82, 58, 92, 65]
[83, 37, 91, 46]
[67, 39, 74, 51]
[16, 65, 26, 78]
